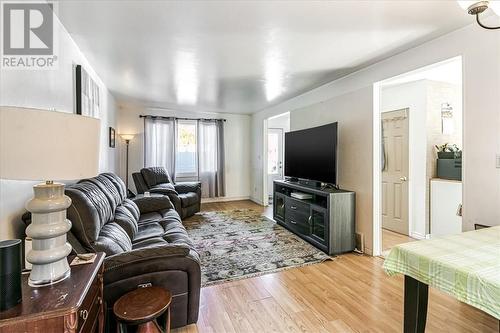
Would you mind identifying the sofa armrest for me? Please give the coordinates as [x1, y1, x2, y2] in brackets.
[132, 172, 149, 194]
[149, 183, 178, 195]
[132, 195, 173, 214]
[174, 182, 201, 195]
[103, 244, 199, 285]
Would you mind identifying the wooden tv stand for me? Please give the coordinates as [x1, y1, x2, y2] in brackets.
[273, 180, 355, 255]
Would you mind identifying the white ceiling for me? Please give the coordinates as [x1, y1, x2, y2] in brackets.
[382, 57, 463, 88]
[56, 1, 472, 114]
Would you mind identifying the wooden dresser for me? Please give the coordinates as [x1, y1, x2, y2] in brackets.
[0, 253, 105, 333]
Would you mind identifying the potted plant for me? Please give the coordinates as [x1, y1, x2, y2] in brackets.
[435, 143, 461, 159]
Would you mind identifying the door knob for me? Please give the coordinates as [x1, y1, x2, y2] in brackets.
[399, 177, 407, 181]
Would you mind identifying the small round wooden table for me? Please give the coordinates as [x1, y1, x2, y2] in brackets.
[113, 286, 172, 333]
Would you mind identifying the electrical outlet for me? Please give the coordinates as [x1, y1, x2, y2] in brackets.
[496, 154, 500, 168]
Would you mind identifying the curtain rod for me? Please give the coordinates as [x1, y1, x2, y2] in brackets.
[140, 115, 226, 122]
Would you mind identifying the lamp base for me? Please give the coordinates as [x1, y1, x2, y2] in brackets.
[25, 182, 73, 287]
[28, 264, 70, 287]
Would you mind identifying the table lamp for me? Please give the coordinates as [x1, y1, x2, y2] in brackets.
[0, 106, 100, 287]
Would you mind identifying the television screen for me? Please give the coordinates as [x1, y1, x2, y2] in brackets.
[284, 122, 338, 185]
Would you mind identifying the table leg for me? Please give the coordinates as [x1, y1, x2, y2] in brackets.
[165, 307, 171, 333]
[404, 275, 428, 333]
[116, 322, 124, 333]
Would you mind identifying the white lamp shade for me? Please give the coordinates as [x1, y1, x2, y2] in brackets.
[120, 134, 135, 141]
[0, 107, 100, 181]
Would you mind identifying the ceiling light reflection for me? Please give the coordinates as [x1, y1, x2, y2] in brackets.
[174, 51, 199, 105]
[264, 48, 285, 102]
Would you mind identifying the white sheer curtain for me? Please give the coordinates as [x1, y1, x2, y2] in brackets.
[197, 120, 225, 197]
[144, 118, 177, 179]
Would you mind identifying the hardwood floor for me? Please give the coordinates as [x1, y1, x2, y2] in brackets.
[382, 228, 415, 251]
[200, 199, 271, 217]
[174, 200, 497, 333]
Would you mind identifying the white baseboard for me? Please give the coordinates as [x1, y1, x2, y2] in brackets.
[410, 231, 426, 240]
[201, 196, 250, 203]
[250, 197, 266, 206]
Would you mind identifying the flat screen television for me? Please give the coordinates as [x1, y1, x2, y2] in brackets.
[284, 122, 338, 185]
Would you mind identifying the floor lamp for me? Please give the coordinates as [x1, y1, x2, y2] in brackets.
[120, 134, 135, 190]
[0, 107, 100, 287]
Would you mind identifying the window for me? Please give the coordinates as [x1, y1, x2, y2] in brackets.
[175, 120, 197, 177]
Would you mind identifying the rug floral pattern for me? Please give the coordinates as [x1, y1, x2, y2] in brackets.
[184, 209, 331, 286]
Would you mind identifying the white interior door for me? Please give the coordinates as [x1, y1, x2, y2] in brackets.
[382, 109, 409, 235]
[267, 128, 284, 202]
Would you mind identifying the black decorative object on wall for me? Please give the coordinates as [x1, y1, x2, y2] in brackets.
[109, 127, 116, 148]
[75, 64, 100, 118]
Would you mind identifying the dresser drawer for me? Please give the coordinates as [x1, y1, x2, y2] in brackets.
[80, 290, 101, 333]
[285, 210, 310, 235]
[285, 197, 310, 214]
[286, 209, 309, 226]
[77, 273, 100, 332]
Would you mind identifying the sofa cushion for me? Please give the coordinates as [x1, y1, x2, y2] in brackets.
[101, 173, 127, 200]
[132, 236, 170, 250]
[66, 181, 115, 250]
[134, 222, 166, 243]
[93, 222, 132, 255]
[150, 183, 177, 194]
[139, 211, 163, 223]
[163, 225, 193, 248]
[179, 192, 199, 207]
[160, 209, 182, 223]
[122, 198, 140, 221]
[83, 174, 123, 213]
[133, 194, 173, 214]
[141, 167, 172, 188]
[114, 204, 139, 240]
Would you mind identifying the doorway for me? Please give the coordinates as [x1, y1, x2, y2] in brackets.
[263, 112, 290, 206]
[373, 56, 463, 255]
[267, 128, 284, 204]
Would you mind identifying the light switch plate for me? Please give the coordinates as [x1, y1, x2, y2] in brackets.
[496, 154, 500, 168]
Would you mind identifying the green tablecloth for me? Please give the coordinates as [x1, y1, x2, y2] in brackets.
[383, 226, 500, 319]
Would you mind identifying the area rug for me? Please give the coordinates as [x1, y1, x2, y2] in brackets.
[184, 209, 331, 286]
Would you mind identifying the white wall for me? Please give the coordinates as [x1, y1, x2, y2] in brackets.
[251, 22, 500, 255]
[268, 112, 290, 131]
[117, 105, 252, 201]
[290, 88, 374, 252]
[0, 15, 118, 240]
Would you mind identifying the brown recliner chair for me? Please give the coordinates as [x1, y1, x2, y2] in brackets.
[22, 173, 201, 330]
[133, 167, 202, 219]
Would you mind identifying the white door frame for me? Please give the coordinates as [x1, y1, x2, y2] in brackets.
[262, 112, 290, 206]
[372, 56, 463, 256]
[267, 127, 285, 201]
[262, 118, 269, 206]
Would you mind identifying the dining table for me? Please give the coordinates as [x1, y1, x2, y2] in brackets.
[383, 226, 500, 333]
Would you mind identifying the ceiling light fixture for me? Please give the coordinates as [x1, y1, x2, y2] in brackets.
[457, 0, 500, 29]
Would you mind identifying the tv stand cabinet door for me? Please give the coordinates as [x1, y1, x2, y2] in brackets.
[309, 205, 329, 250]
[274, 192, 286, 222]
